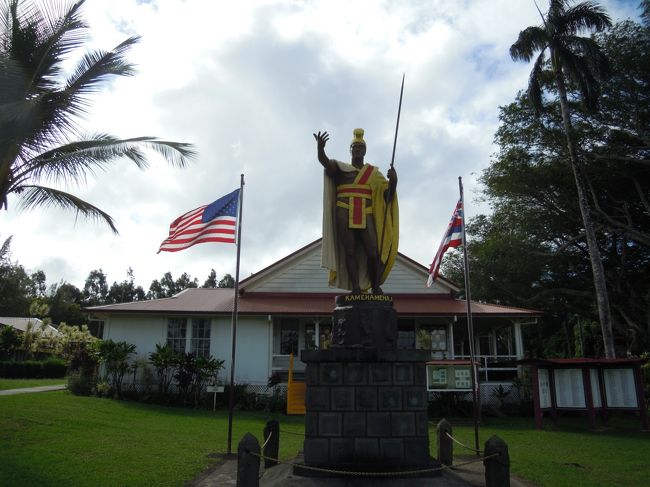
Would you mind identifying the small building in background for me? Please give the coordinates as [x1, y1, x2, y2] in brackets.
[0, 317, 60, 336]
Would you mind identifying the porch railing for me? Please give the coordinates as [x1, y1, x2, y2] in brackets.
[272, 354, 305, 372]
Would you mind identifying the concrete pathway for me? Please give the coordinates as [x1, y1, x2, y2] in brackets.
[187, 453, 536, 487]
[0, 384, 66, 396]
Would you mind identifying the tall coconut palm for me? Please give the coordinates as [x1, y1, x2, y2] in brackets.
[510, 0, 616, 357]
[0, 0, 195, 233]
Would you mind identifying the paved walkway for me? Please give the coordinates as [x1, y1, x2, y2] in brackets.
[187, 453, 535, 487]
[0, 384, 66, 396]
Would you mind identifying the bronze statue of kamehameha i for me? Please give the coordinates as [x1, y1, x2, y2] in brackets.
[314, 128, 398, 294]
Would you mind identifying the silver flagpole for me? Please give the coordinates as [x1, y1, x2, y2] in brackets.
[459, 176, 480, 454]
[226, 174, 244, 455]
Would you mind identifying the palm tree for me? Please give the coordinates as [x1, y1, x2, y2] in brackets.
[510, 0, 616, 357]
[0, 0, 195, 233]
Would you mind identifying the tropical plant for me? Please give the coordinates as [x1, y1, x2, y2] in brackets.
[0, 0, 195, 231]
[491, 384, 512, 411]
[96, 339, 136, 397]
[148, 343, 179, 395]
[510, 0, 615, 357]
[417, 328, 433, 350]
[173, 352, 225, 407]
[57, 323, 98, 395]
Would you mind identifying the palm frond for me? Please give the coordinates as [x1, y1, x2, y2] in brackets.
[642, 0, 650, 27]
[13, 0, 87, 93]
[528, 51, 547, 115]
[12, 134, 195, 188]
[556, 45, 600, 111]
[66, 36, 139, 94]
[565, 35, 609, 78]
[18, 184, 118, 234]
[510, 26, 549, 62]
[561, 1, 612, 35]
[0, 234, 12, 260]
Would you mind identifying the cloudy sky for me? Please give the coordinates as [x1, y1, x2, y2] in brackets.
[2, 0, 642, 291]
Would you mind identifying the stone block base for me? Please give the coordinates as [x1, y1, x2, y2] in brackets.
[299, 349, 439, 476]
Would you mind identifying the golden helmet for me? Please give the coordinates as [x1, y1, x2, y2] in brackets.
[350, 128, 366, 147]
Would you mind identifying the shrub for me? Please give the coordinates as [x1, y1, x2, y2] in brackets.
[149, 343, 179, 395]
[93, 379, 112, 397]
[0, 326, 21, 360]
[67, 370, 96, 395]
[427, 391, 473, 418]
[0, 358, 66, 378]
[41, 357, 67, 377]
[96, 340, 136, 398]
[173, 353, 225, 407]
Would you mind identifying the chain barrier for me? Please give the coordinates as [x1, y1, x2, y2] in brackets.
[278, 428, 305, 437]
[245, 448, 500, 478]
[444, 431, 483, 454]
[261, 431, 273, 449]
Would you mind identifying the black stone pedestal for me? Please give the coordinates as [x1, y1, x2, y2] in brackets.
[296, 295, 440, 478]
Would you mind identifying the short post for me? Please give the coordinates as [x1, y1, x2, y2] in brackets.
[263, 419, 279, 469]
[236, 432, 260, 487]
[436, 418, 453, 466]
[484, 435, 510, 487]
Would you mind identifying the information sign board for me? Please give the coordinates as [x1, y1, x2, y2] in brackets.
[427, 363, 473, 391]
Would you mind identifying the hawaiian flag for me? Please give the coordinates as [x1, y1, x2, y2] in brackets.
[427, 199, 463, 287]
[158, 189, 240, 253]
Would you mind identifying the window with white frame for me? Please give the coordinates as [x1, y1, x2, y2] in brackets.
[167, 318, 211, 357]
[191, 319, 211, 358]
[304, 320, 332, 351]
[430, 327, 448, 351]
[167, 318, 187, 354]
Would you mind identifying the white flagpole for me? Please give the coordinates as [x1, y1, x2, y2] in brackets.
[226, 174, 244, 455]
[459, 176, 480, 454]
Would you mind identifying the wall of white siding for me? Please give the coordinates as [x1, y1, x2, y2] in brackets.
[105, 314, 270, 386]
[250, 246, 449, 294]
[217, 316, 270, 386]
[105, 315, 166, 359]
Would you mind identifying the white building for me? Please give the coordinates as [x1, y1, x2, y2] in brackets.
[86, 239, 538, 392]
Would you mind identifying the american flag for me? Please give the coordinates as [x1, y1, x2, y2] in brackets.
[427, 199, 463, 287]
[157, 188, 240, 253]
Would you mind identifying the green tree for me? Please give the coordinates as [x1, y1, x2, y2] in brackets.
[0, 235, 32, 315]
[0, 0, 195, 231]
[452, 17, 650, 356]
[218, 273, 235, 288]
[202, 269, 218, 288]
[82, 269, 108, 306]
[147, 271, 198, 299]
[47, 282, 84, 325]
[28, 269, 46, 297]
[0, 325, 21, 359]
[510, 0, 615, 356]
[107, 267, 145, 304]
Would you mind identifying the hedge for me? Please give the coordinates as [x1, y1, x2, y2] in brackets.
[0, 358, 67, 378]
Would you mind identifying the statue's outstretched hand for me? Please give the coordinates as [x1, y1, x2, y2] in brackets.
[387, 167, 398, 185]
[313, 131, 329, 150]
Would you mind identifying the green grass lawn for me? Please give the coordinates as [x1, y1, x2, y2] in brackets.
[0, 391, 304, 487]
[1, 391, 648, 487]
[447, 416, 650, 487]
[0, 378, 66, 390]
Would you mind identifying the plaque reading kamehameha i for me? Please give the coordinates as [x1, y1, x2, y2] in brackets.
[331, 294, 397, 350]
